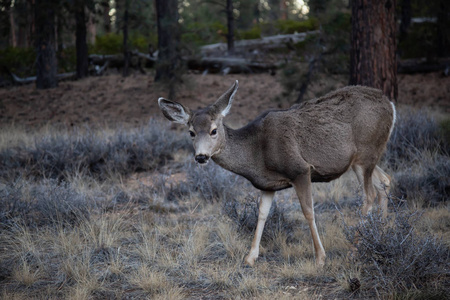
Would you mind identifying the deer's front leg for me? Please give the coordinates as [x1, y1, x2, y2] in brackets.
[292, 174, 326, 267]
[245, 191, 275, 266]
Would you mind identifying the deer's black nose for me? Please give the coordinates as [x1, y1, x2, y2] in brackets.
[195, 154, 209, 164]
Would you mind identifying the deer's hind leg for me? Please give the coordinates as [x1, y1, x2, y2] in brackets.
[352, 164, 377, 215]
[353, 163, 391, 216]
[372, 165, 391, 217]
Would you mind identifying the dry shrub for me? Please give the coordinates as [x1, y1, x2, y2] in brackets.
[385, 109, 446, 165]
[0, 120, 190, 181]
[0, 179, 91, 229]
[384, 109, 449, 206]
[343, 206, 450, 297]
[394, 154, 449, 205]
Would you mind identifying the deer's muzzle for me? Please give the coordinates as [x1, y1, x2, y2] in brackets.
[195, 154, 209, 164]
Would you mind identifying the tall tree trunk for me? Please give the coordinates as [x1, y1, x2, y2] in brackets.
[350, 0, 397, 101]
[102, 0, 111, 33]
[436, 0, 450, 58]
[56, 14, 64, 53]
[269, 0, 279, 21]
[280, 0, 287, 20]
[226, 0, 235, 54]
[123, 1, 129, 77]
[35, 0, 58, 89]
[87, 11, 96, 44]
[75, 0, 89, 79]
[9, 5, 17, 47]
[399, 0, 411, 39]
[253, 2, 260, 24]
[155, 0, 180, 98]
[28, 0, 35, 48]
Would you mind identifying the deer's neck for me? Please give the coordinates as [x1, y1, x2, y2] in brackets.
[212, 124, 259, 177]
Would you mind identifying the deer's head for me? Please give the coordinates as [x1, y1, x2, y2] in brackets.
[158, 80, 238, 164]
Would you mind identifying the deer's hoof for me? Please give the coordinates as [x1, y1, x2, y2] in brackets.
[244, 256, 256, 267]
[316, 255, 326, 269]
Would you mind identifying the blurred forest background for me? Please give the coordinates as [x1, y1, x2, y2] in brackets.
[0, 0, 449, 97]
[0, 1, 449, 299]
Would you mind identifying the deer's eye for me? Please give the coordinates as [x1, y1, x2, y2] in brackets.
[189, 131, 195, 138]
[210, 129, 217, 136]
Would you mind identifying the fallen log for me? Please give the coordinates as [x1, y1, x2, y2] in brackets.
[201, 30, 319, 54]
[398, 57, 450, 74]
[8, 71, 76, 85]
[187, 57, 280, 74]
[88, 51, 156, 69]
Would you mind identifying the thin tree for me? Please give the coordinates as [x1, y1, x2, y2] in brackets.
[226, 0, 234, 53]
[350, 0, 397, 101]
[35, 0, 58, 89]
[201, 0, 235, 54]
[154, 0, 180, 98]
[436, 0, 450, 58]
[102, 0, 111, 33]
[75, 0, 89, 79]
[123, 0, 129, 77]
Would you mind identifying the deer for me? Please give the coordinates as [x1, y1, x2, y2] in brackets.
[158, 80, 396, 267]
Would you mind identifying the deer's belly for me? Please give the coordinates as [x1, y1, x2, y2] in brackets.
[245, 173, 292, 192]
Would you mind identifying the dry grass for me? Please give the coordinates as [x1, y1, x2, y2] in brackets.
[0, 109, 448, 299]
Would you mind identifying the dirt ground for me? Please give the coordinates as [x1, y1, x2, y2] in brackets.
[0, 71, 449, 130]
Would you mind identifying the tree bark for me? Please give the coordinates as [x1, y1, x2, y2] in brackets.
[154, 0, 181, 98]
[35, 0, 58, 89]
[436, 0, 450, 58]
[75, 0, 89, 79]
[350, 0, 397, 101]
[9, 4, 17, 47]
[399, 0, 411, 39]
[102, 0, 111, 33]
[280, 0, 287, 20]
[226, 0, 235, 54]
[269, 0, 280, 21]
[123, 1, 129, 77]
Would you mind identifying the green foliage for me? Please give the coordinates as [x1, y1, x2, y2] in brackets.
[130, 34, 149, 53]
[90, 33, 156, 54]
[130, 33, 157, 53]
[399, 23, 439, 59]
[91, 33, 123, 55]
[237, 26, 262, 40]
[0, 46, 77, 77]
[0, 47, 35, 77]
[321, 11, 351, 74]
[274, 18, 319, 34]
[439, 118, 450, 149]
[57, 46, 77, 73]
[182, 21, 226, 47]
[278, 9, 351, 95]
[322, 11, 351, 34]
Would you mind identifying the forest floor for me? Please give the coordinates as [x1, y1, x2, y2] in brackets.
[0, 71, 449, 299]
[0, 71, 449, 129]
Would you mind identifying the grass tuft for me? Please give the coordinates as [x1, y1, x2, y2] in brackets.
[343, 205, 450, 297]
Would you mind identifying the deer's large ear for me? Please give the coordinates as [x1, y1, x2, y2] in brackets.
[158, 98, 191, 125]
[213, 80, 239, 117]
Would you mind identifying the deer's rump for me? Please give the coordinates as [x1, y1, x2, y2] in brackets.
[259, 85, 394, 186]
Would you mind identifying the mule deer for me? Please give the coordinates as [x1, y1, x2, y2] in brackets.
[158, 81, 396, 267]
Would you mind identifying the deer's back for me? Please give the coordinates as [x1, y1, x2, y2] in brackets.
[258, 86, 394, 183]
